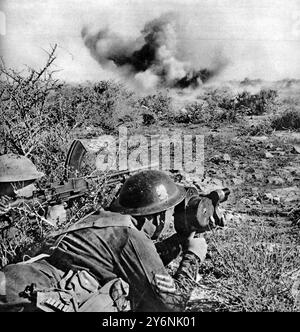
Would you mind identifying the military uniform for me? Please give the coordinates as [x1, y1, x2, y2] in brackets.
[0, 210, 200, 312]
[0, 169, 209, 312]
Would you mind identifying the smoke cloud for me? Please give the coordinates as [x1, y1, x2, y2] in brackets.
[82, 13, 228, 89]
[3, 0, 300, 84]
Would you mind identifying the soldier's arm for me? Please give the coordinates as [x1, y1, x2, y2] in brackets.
[155, 233, 183, 266]
[126, 228, 202, 312]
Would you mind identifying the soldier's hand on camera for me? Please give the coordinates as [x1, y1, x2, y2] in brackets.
[185, 232, 207, 262]
[47, 203, 67, 226]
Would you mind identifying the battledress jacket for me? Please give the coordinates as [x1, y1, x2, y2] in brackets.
[0, 210, 201, 312]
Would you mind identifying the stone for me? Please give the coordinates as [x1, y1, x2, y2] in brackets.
[265, 152, 273, 158]
[253, 172, 264, 181]
[267, 176, 285, 185]
[223, 153, 231, 162]
[272, 196, 281, 204]
[232, 177, 244, 186]
[264, 193, 274, 201]
[292, 145, 300, 154]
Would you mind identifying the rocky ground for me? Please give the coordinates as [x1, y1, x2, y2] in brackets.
[172, 124, 299, 311]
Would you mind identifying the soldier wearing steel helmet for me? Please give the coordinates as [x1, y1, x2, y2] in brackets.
[0, 153, 66, 222]
[0, 169, 215, 312]
[0, 153, 45, 212]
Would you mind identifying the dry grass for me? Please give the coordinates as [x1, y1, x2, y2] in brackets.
[187, 220, 300, 312]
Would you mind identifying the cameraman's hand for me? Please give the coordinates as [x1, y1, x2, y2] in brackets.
[185, 232, 207, 262]
[47, 204, 67, 226]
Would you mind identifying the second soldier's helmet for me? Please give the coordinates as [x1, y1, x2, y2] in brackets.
[0, 154, 44, 182]
[110, 170, 186, 216]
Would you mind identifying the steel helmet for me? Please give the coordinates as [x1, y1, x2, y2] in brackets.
[0, 154, 44, 182]
[110, 170, 186, 216]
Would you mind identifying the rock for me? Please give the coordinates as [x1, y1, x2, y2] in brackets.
[232, 177, 244, 186]
[253, 172, 264, 181]
[210, 154, 231, 164]
[223, 211, 234, 223]
[291, 145, 300, 154]
[264, 193, 274, 201]
[233, 161, 240, 169]
[223, 153, 231, 162]
[267, 176, 285, 185]
[272, 196, 281, 204]
[265, 152, 273, 158]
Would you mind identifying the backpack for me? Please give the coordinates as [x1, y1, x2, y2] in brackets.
[22, 211, 135, 312]
[35, 272, 130, 312]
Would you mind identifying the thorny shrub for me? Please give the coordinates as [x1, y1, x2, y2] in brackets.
[174, 88, 278, 126]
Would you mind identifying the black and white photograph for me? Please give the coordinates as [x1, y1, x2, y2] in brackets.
[0, 0, 299, 317]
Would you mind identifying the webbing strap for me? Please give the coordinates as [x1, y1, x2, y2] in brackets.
[51, 210, 135, 238]
[19, 212, 136, 264]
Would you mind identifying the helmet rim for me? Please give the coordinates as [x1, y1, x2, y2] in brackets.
[0, 154, 44, 182]
[0, 171, 45, 182]
[110, 181, 186, 216]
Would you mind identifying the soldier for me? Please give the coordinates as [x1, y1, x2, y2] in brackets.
[0, 169, 217, 312]
[0, 153, 66, 222]
[0, 154, 44, 210]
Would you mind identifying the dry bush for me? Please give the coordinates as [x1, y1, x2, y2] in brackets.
[0, 46, 60, 155]
[189, 221, 300, 312]
[234, 89, 278, 116]
[238, 120, 274, 136]
[174, 101, 239, 125]
[271, 109, 300, 131]
[0, 45, 71, 178]
[173, 88, 278, 126]
[138, 92, 173, 122]
[204, 88, 278, 116]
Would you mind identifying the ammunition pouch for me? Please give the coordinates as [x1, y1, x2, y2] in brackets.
[35, 270, 130, 312]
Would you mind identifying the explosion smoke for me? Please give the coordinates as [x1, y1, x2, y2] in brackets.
[81, 13, 227, 89]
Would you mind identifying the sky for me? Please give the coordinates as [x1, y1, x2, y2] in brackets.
[1, 0, 300, 83]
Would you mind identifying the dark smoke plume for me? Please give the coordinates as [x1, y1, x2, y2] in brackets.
[82, 13, 227, 89]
